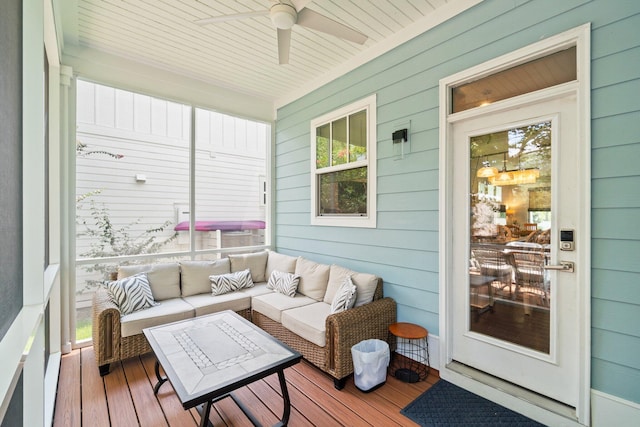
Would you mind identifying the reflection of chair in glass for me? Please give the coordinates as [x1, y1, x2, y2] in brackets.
[496, 225, 513, 242]
[520, 222, 538, 237]
[525, 228, 551, 245]
[505, 224, 520, 238]
[509, 251, 548, 313]
[471, 248, 513, 299]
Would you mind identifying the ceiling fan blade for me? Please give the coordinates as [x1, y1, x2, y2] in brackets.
[296, 8, 367, 44]
[195, 10, 269, 25]
[291, 0, 314, 12]
[277, 28, 291, 65]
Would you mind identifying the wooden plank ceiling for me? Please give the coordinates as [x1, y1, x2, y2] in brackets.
[61, 0, 454, 103]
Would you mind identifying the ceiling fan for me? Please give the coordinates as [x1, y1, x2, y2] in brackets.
[195, 0, 368, 65]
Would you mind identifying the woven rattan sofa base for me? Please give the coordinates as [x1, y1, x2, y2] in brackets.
[91, 287, 252, 376]
[252, 296, 396, 390]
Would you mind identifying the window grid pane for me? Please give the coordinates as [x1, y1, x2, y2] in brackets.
[318, 167, 367, 215]
[331, 117, 347, 166]
[316, 123, 330, 169]
[349, 110, 367, 162]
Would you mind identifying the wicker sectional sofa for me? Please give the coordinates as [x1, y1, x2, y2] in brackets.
[91, 250, 396, 389]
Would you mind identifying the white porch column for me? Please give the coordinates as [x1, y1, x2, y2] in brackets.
[59, 65, 74, 354]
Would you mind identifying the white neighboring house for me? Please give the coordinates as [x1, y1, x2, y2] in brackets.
[74, 80, 268, 315]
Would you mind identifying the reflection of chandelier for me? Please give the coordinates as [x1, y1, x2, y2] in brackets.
[484, 151, 540, 186]
[489, 169, 539, 186]
[476, 156, 498, 177]
[477, 165, 498, 177]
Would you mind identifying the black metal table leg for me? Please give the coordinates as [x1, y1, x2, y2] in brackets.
[153, 359, 168, 395]
[230, 393, 261, 426]
[198, 401, 214, 427]
[227, 369, 292, 427]
[277, 369, 292, 426]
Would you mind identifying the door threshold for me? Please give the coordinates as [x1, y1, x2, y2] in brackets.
[446, 361, 578, 423]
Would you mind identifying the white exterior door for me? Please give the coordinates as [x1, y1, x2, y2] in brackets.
[449, 91, 581, 407]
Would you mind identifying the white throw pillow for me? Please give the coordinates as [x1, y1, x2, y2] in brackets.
[107, 272, 158, 315]
[267, 270, 300, 298]
[330, 276, 357, 314]
[210, 269, 254, 296]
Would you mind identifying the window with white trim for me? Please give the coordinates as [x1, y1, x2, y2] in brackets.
[310, 94, 376, 227]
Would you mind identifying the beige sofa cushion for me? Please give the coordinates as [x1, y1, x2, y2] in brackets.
[281, 302, 331, 348]
[120, 298, 194, 337]
[251, 292, 316, 323]
[351, 273, 379, 307]
[294, 257, 330, 301]
[182, 292, 251, 317]
[180, 259, 231, 296]
[265, 251, 298, 277]
[237, 283, 272, 298]
[229, 251, 268, 282]
[118, 263, 180, 301]
[324, 264, 379, 307]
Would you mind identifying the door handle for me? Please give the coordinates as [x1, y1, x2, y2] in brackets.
[544, 261, 574, 273]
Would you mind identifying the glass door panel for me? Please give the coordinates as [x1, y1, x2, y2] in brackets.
[468, 121, 551, 353]
[451, 91, 579, 407]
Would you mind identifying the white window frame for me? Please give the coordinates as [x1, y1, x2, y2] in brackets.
[310, 94, 377, 228]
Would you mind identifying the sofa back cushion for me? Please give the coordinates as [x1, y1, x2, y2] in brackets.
[229, 251, 268, 282]
[265, 250, 297, 278]
[351, 273, 379, 306]
[294, 257, 330, 301]
[181, 259, 231, 296]
[324, 264, 379, 307]
[118, 263, 180, 301]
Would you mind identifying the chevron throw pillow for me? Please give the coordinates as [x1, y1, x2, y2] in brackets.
[267, 270, 300, 297]
[330, 276, 357, 314]
[210, 269, 254, 296]
[107, 272, 158, 315]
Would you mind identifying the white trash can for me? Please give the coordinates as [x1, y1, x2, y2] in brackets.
[351, 339, 390, 392]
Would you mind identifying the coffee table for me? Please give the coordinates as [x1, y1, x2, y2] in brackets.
[143, 310, 302, 427]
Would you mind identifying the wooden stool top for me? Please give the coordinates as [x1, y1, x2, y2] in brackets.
[389, 322, 428, 339]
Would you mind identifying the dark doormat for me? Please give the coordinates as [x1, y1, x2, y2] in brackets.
[401, 380, 547, 426]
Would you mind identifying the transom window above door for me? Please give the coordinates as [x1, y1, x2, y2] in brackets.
[310, 94, 377, 228]
[451, 46, 576, 113]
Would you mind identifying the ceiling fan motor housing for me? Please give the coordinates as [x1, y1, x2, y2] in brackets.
[270, 4, 297, 29]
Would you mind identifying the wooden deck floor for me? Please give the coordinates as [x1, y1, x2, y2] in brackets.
[53, 347, 438, 426]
